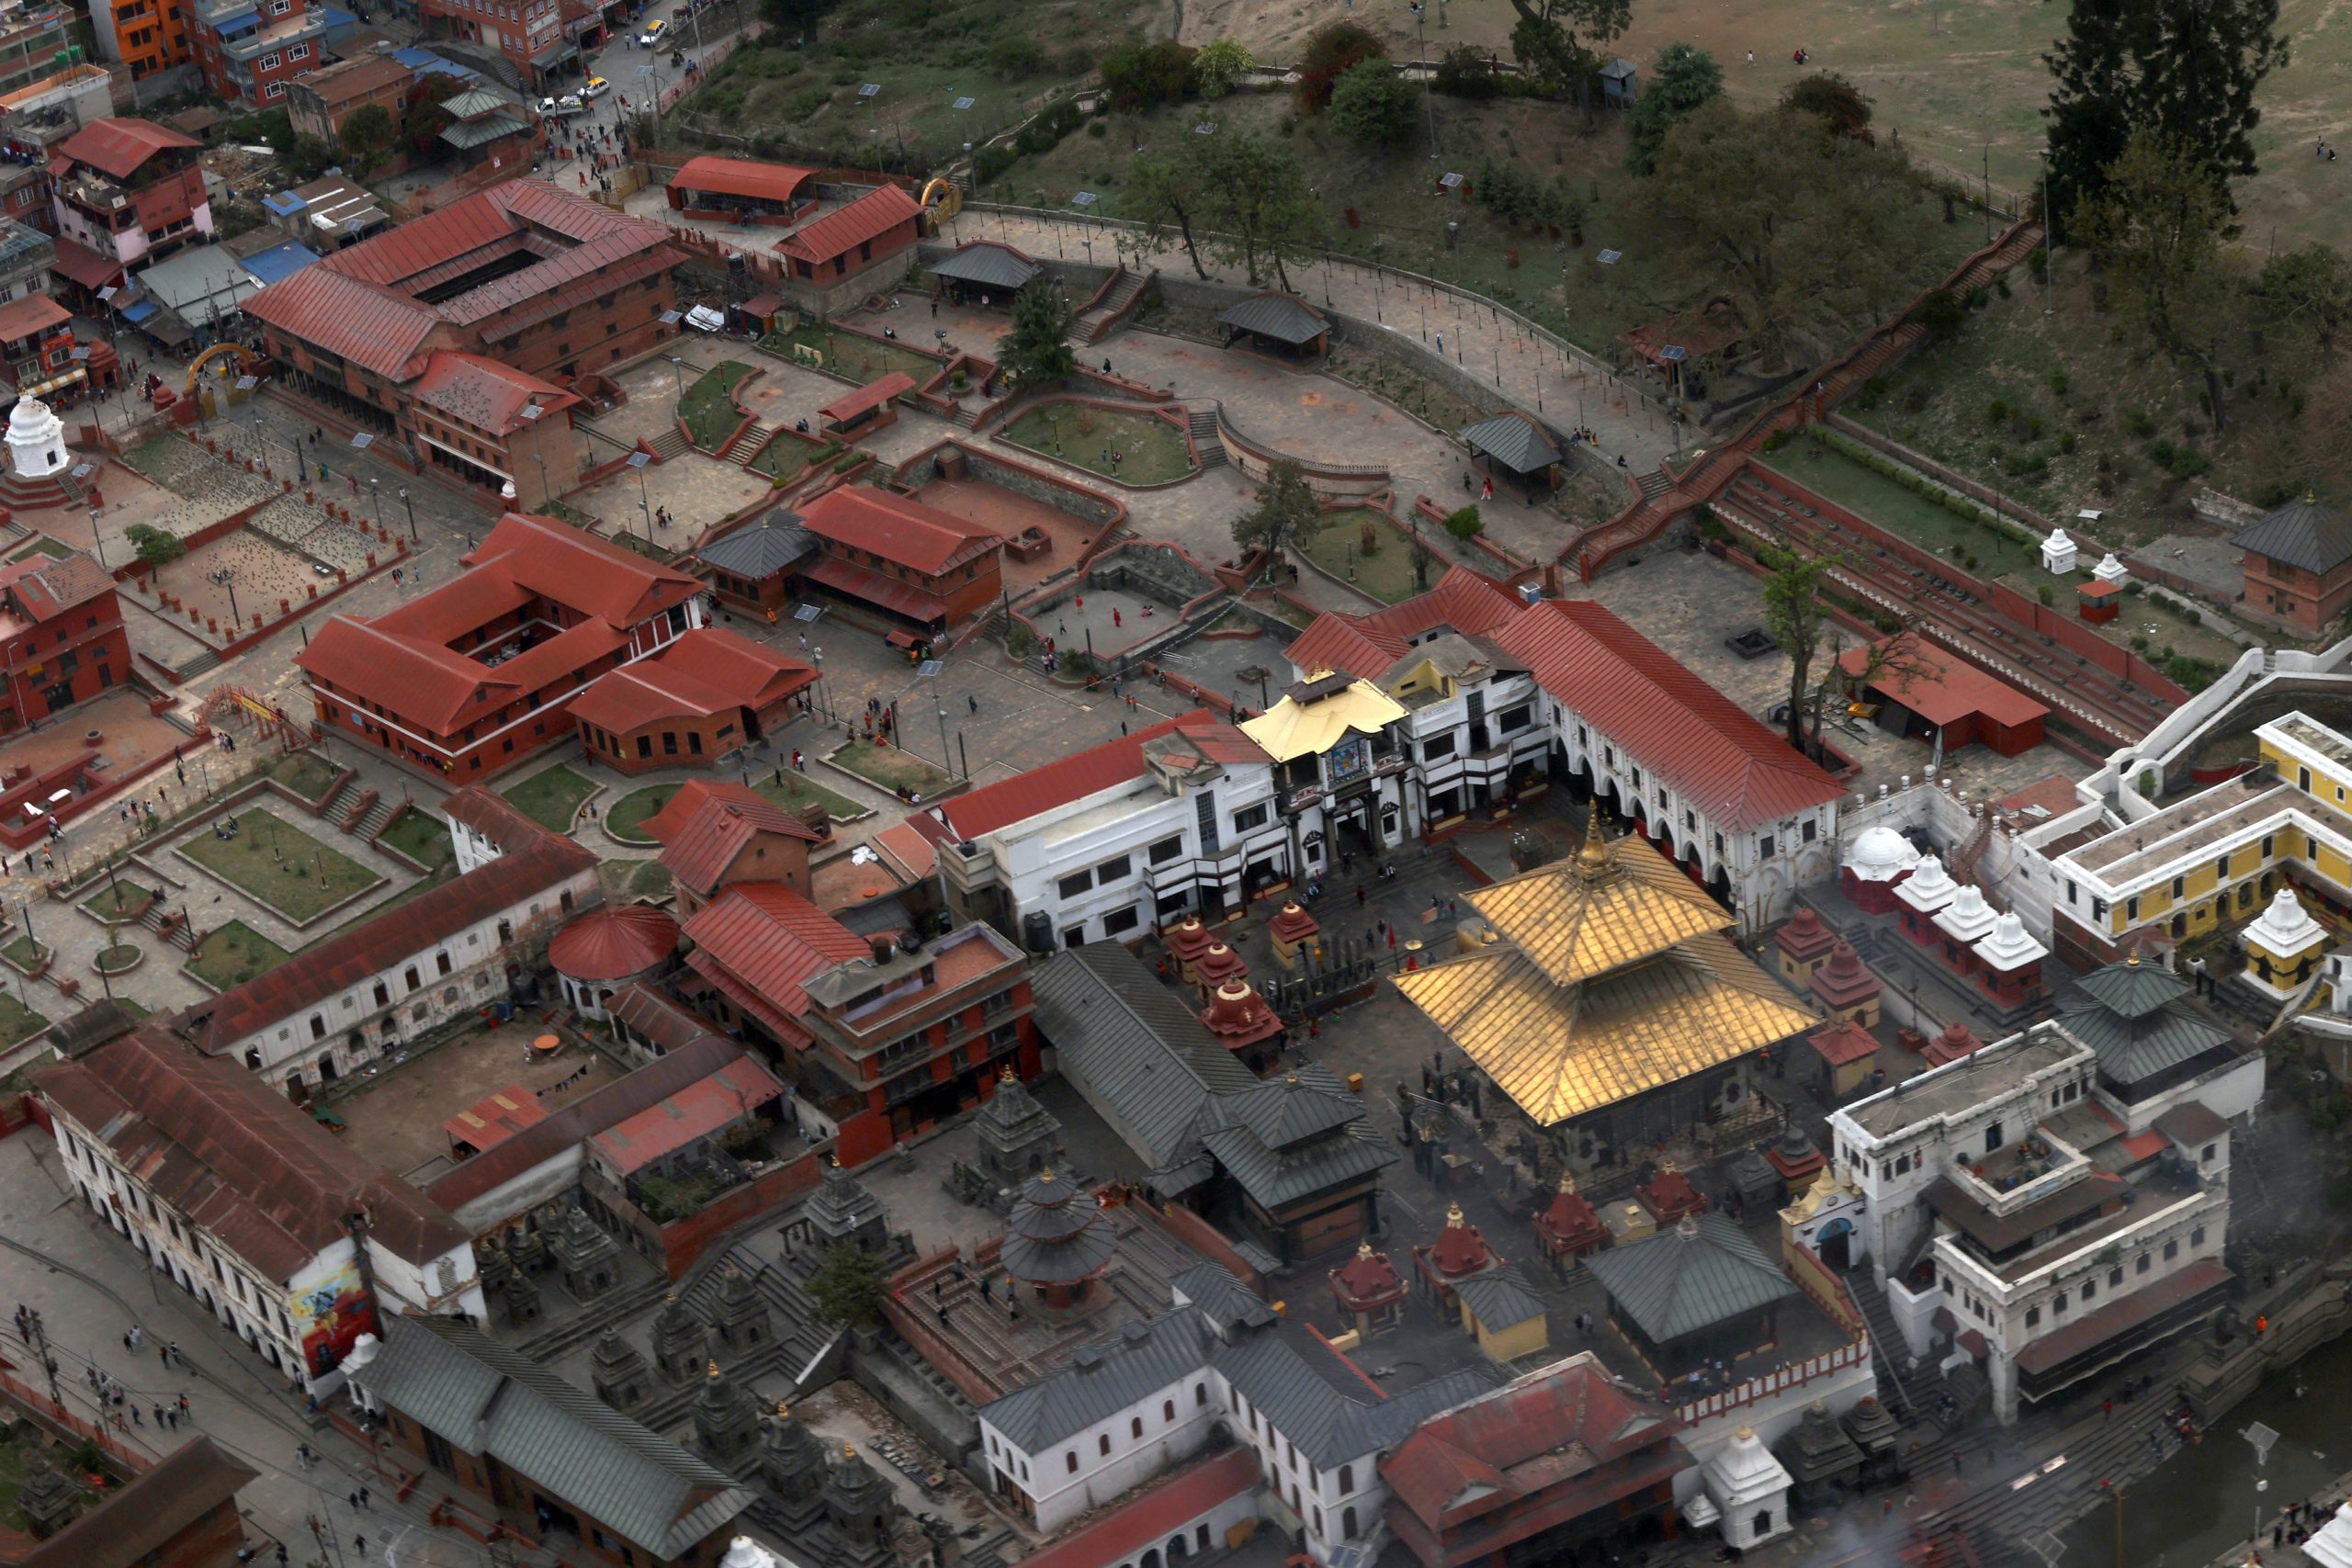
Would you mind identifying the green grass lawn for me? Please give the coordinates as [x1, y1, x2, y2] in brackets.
[830, 737, 953, 797]
[379, 805, 454, 869]
[1001, 401, 1196, 485]
[79, 880, 157, 925]
[300, 863, 458, 953]
[177, 809, 385, 921]
[679, 361, 755, 450]
[1294, 511, 1436, 605]
[0, 988, 48, 1046]
[751, 434, 839, 482]
[6, 535, 70, 561]
[0, 936, 42, 973]
[603, 859, 677, 901]
[761, 323, 942, 388]
[500, 763, 597, 831]
[186, 919, 292, 991]
[270, 750, 344, 803]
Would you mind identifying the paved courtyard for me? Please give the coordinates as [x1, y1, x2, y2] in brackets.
[332, 1020, 618, 1186]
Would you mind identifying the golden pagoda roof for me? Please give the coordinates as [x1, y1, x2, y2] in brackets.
[1391, 931, 1818, 1126]
[1239, 675, 1408, 763]
[1465, 813, 1734, 986]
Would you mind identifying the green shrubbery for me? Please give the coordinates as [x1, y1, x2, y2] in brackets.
[1810, 428, 2038, 546]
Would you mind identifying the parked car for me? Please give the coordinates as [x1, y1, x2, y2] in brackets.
[638, 17, 667, 44]
[539, 94, 588, 117]
[582, 73, 610, 97]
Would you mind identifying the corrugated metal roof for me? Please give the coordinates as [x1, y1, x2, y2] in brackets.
[658, 795, 821, 897]
[1169, 1260, 1274, 1331]
[1451, 1265, 1550, 1331]
[2052, 994, 2233, 1089]
[931, 242, 1038, 290]
[1218, 291, 1327, 345]
[52, 117, 198, 179]
[697, 513, 814, 579]
[2232, 495, 2352, 575]
[778, 183, 922, 265]
[1460, 412, 1562, 474]
[355, 1316, 753, 1555]
[1581, 1213, 1796, 1343]
[672, 155, 817, 205]
[681, 883, 870, 1034]
[796, 485, 1001, 577]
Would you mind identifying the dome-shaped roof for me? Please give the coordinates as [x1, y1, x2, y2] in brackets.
[7, 396, 55, 436]
[1845, 824, 1917, 880]
[548, 905, 681, 981]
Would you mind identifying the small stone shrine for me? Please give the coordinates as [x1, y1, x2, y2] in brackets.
[762, 1402, 831, 1528]
[650, 1292, 709, 1383]
[502, 1269, 541, 1325]
[590, 1328, 652, 1410]
[1840, 1395, 1904, 1486]
[711, 1263, 773, 1352]
[1774, 1399, 1864, 1508]
[549, 1202, 621, 1302]
[1532, 1169, 1608, 1277]
[1328, 1241, 1408, 1336]
[973, 1063, 1060, 1188]
[691, 1359, 763, 1467]
[806, 1162, 889, 1255]
[17, 1451, 81, 1538]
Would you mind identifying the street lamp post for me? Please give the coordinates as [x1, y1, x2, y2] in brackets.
[211, 566, 240, 628]
[667, 355, 687, 402]
[399, 487, 416, 542]
[1413, 2, 1438, 157]
[85, 504, 105, 570]
[368, 477, 385, 533]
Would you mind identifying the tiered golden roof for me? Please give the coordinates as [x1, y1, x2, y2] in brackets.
[1394, 810, 1817, 1125]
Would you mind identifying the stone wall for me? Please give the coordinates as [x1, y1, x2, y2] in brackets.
[1084, 539, 1222, 607]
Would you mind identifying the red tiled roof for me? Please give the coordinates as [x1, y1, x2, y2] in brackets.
[52, 116, 198, 180]
[34, 1030, 469, 1279]
[438, 784, 559, 853]
[639, 778, 773, 842]
[1807, 1020, 1880, 1066]
[797, 486, 1002, 578]
[672, 154, 816, 205]
[440, 1082, 548, 1153]
[410, 350, 578, 436]
[1494, 599, 1844, 830]
[2012, 1258, 2226, 1376]
[589, 1054, 784, 1174]
[871, 817, 942, 882]
[1283, 566, 1523, 681]
[818, 371, 916, 423]
[1013, 1450, 1259, 1568]
[569, 626, 814, 734]
[18, 1438, 255, 1568]
[1840, 633, 2049, 730]
[0, 292, 70, 344]
[778, 182, 923, 265]
[682, 883, 869, 1044]
[328, 177, 665, 289]
[1382, 1358, 1686, 1531]
[200, 836, 596, 1055]
[660, 795, 822, 897]
[935, 712, 1206, 840]
[50, 236, 123, 291]
[425, 1034, 744, 1211]
[802, 554, 952, 624]
[0, 552, 112, 624]
[247, 263, 448, 380]
[548, 904, 680, 981]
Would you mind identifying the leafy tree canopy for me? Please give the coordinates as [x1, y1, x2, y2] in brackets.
[1327, 59, 1420, 147]
[1625, 42, 1724, 175]
[997, 279, 1077, 388]
[1297, 21, 1385, 113]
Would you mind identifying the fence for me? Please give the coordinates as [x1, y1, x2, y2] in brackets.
[1671, 1336, 1870, 1424]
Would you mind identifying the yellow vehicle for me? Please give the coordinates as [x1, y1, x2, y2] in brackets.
[582, 74, 610, 96]
[638, 17, 666, 44]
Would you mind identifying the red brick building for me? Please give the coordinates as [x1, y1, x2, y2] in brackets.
[645, 781, 822, 915]
[1381, 1355, 1692, 1568]
[297, 512, 707, 781]
[774, 182, 924, 318]
[245, 180, 683, 473]
[13, 1437, 256, 1568]
[287, 52, 413, 144]
[47, 118, 212, 300]
[0, 551, 130, 737]
[795, 484, 1003, 637]
[682, 884, 1038, 1166]
[415, 0, 576, 90]
[570, 625, 814, 775]
[2232, 494, 2352, 637]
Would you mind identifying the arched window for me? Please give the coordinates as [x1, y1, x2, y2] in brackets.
[1194, 1382, 1207, 1407]
[1339, 1464, 1353, 1494]
[1067, 1451, 1079, 1473]
[1098, 1435, 1110, 1457]
[1162, 1400, 1175, 1423]
[1130, 1416, 1144, 1439]
[1343, 1508, 1359, 1540]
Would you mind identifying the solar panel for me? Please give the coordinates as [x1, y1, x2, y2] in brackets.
[952, 96, 975, 110]
[1438, 171, 1464, 188]
[918, 659, 944, 677]
[1597, 249, 1623, 265]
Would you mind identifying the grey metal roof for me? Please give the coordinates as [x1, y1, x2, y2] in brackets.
[697, 515, 814, 580]
[1452, 1265, 1549, 1332]
[1199, 1119, 1397, 1209]
[354, 1317, 754, 1556]
[930, 243, 1038, 291]
[2052, 994, 2232, 1089]
[1031, 946, 1261, 1173]
[980, 1299, 1496, 1468]
[2073, 960, 2191, 1021]
[1169, 1261, 1275, 1332]
[2233, 495, 2352, 575]
[1459, 412, 1563, 474]
[442, 114, 529, 150]
[1582, 1213, 1797, 1343]
[1211, 1068, 1363, 1150]
[1218, 292, 1327, 345]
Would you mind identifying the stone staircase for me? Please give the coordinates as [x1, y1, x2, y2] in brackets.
[647, 426, 691, 463]
[1636, 466, 1673, 501]
[352, 795, 400, 840]
[1848, 1271, 1927, 1419]
[139, 898, 199, 954]
[175, 648, 223, 680]
[1070, 266, 1148, 346]
[512, 1275, 672, 1362]
[721, 420, 776, 466]
[1187, 408, 1228, 471]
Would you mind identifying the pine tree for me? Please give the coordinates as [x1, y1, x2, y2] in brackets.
[2136, 0, 2287, 199]
[2041, 0, 2144, 228]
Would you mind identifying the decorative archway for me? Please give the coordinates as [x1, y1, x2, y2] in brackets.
[184, 343, 261, 395]
[919, 176, 964, 226]
[197, 684, 309, 749]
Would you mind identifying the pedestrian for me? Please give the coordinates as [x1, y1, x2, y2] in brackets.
[297, 1444, 312, 1471]
[354, 1535, 366, 1559]
[1435, 332, 1444, 355]
[158, 1345, 169, 1370]
[967, 694, 978, 714]
[358, 1486, 369, 1510]
[165, 1407, 177, 1429]
[1953, 1453, 1963, 1476]
[1355, 885, 1365, 908]
[167, 1341, 180, 1368]
[177, 1393, 189, 1415]
[2103, 1396, 2114, 1422]
[130, 1404, 141, 1427]
[348, 1493, 360, 1512]
[153, 1404, 164, 1427]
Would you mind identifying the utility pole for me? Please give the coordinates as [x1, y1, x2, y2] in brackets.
[23, 1310, 62, 1412]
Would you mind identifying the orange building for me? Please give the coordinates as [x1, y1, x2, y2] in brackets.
[794, 485, 1003, 636]
[569, 625, 815, 775]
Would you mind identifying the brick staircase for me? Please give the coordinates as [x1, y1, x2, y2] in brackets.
[139, 899, 199, 954]
[721, 420, 775, 466]
[647, 427, 691, 463]
[175, 649, 223, 680]
[353, 795, 400, 840]
[511, 1275, 671, 1362]
[1188, 408, 1228, 471]
[1635, 466, 1672, 501]
[1070, 266, 1149, 346]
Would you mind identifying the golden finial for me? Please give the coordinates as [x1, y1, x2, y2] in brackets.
[706, 1359, 720, 1379]
[1356, 1240, 1375, 1259]
[1000, 1061, 1017, 1083]
[1575, 798, 1613, 877]
[843, 1442, 858, 1460]
[1557, 1168, 1577, 1194]
[1444, 1201, 1467, 1226]
[1039, 1166, 1055, 1183]
[775, 1398, 791, 1417]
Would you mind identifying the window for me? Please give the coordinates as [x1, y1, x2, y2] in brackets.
[1067, 1452, 1079, 1473]
[310, 1015, 326, 1041]
[1422, 732, 1457, 761]
[1343, 1507, 1359, 1540]
[1758, 834, 1776, 861]
[1149, 836, 1184, 865]
[1194, 1382, 1207, 1407]
[1131, 1417, 1144, 1438]
[372, 982, 389, 1008]
[405, 966, 421, 991]
[2164, 1238, 2179, 1261]
[435, 952, 452, 976]
[1102, 907, 1140, 936]
[1163, 1400, 1175, 1422]
[2054, 1292, 2068, 1314]
[1984, 1123, 2004, 1153]
[1099, 1435, 1110, 1456]
[662, 732, 679, 755]
[637, 735, 652, 758]
[2083, 1278, 2097, 1302]
[1497, 703, 1532, 732]
[2026, 1306, 2041, 1327]
[288, 39, 308, 57]
[2109, 1268, 2123, 1288]
[2136, 1253, 2151, 1275]
[2202, 1144, 2216, 1163]
[259, 49, 280, 66]
[1057, 870, 1093, 899]
[1098, 853, 1133, 883]
[1062, 926, 1086, 949]
[1339, 1464, 1353, 1493]
[1233, 804, 1270, 831]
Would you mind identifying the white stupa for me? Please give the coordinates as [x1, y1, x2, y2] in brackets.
[2092, 551, 2131, 587]
[1894, 853, 1959, 918]
[6, 395, 65, 479]
[1933, 884, 1999, 946]
[2243, 886, 2329, 998]
[2041, 526, 2078, 574]
[1844, 823, 1918, 886]
[1700, 1425, 1793, 1550]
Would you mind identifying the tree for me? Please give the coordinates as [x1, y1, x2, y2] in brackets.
[1125, 150, 1211, 278]
[2077, 133, 2238, 431]
[1190, 133, 1317, 289]
[1504, 0, 1629, 108]
[407, 73, 468, 156]
[2260, 243, 2352, 361]
[1624, 43, 1723, 175]
[1327, 60, 1419, 148]
[1434, 44, 1501, 99]
[1192, 38, 1254, 100]
[337, 103, 396, 176]
[986, 36, 1046, 80]
[1232, 457, 1318, 564]
[807, 1242, 889, 1330]
[1650, 99, 1940, 368]
[124, 524, 183, 571]
[1101, 37, 1193, 111]
[996, 280, 1076, 388]
[1780, 72, 1871, 138]
[1758, 546, 1839, 755]
[1296, 21, 1385, 113]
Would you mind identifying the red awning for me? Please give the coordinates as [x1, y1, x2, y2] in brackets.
[819, 371, 916, 424]
[804, 554, 949, 625]
[52, 237, 123, 291]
